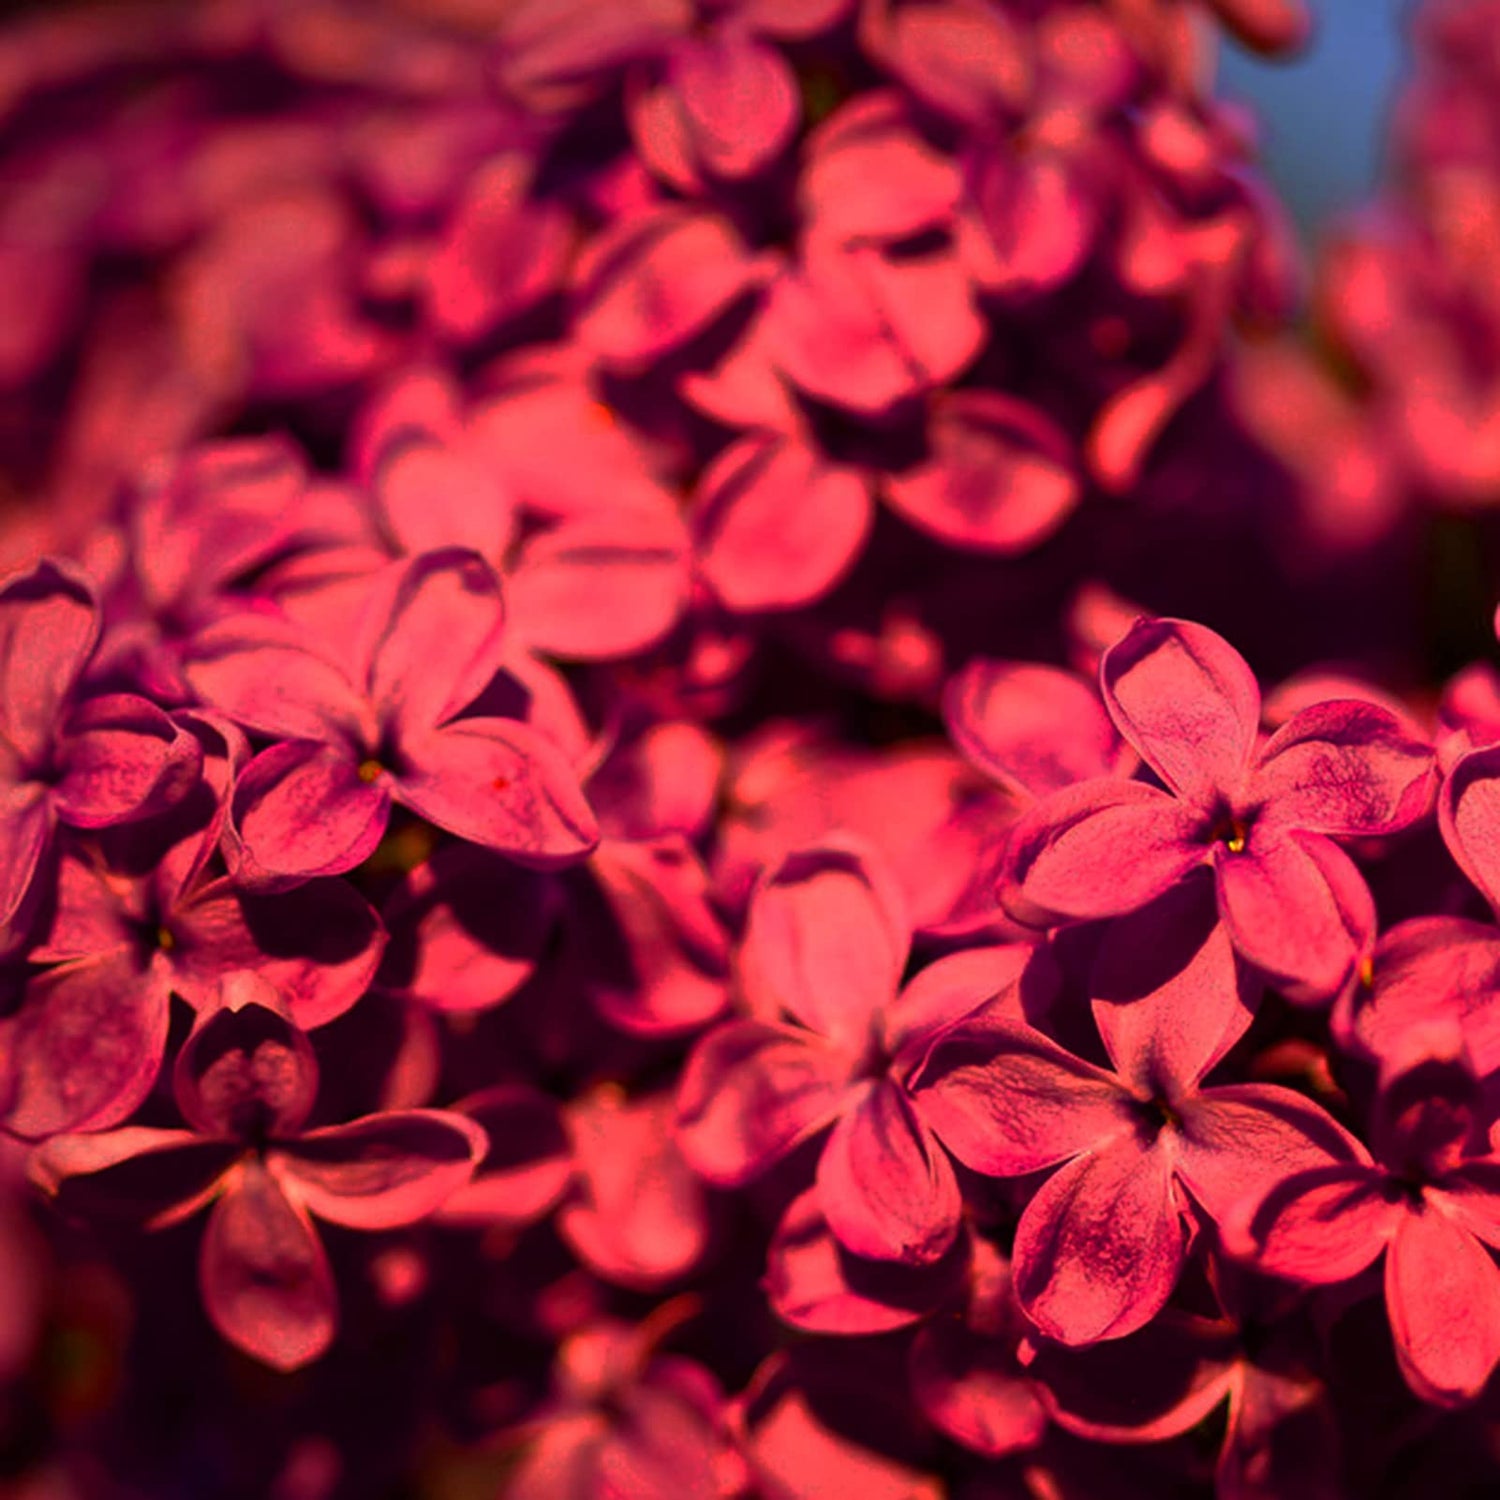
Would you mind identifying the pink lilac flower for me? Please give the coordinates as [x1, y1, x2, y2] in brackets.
[30, 973, 485, 1370]
[1003, 616, 1434, 999]
[183, 548, 599, 887]
[1230, 1020, 1500, 1406]
[912, 900, 1362, 1343]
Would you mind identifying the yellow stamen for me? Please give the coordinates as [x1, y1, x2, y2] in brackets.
[357, 759, 384, 784]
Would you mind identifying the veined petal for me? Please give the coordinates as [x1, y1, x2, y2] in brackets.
[1100, 617, 1260, 803]
[229, 740, 390, 891]
[675, 1021, 852, 1185]
[274, 1110, 486, 1229]
[200, 1162, 336, 1371]
[31, 1127, 236, 1227]
[1229, 1163, 1397, 1284]
[1011, 1133, 1185, 1346]
[1002, 777, 1205, 925]
[816, 1079, 962, 1266]
[1252, 699, 1434, 838]
[911, 1018, 1132, 1177]
[1215, 829, 1374, 1001]
[0, 783, 51, 936]
[0, 560, 98, 767]
[1386, 1206, 1500, 1407]
[54, 695, 203, 828]
[395, 717, 598, 866]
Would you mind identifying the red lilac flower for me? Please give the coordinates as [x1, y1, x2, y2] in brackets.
[30, 974, 483, 1370]
[911, 895, 1362, 1343]
[184, 547, 598, 888]
[1229, 1022, 1500, 1406]
[1003, 616, 1434, 999]
[0, 559, 203, 950]
[678, 839, 1039, 1265]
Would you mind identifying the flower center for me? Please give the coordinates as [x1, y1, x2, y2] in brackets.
[357, 758, 384, 784]
[1207, 812, 1249, 854]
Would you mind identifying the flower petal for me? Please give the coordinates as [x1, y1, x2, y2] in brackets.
[274, 1109, 486, 1229]
[765, 1187, 969, 1335]
[675, 1021, 852, 1185]
[1252, 699, 1434, 838]
[911, 1018, 1132, 1177]
[1386, 1206, 1500, 1407]
[1174, 1083, 1369, 1225]
[395, 717, 598, 866]
[31, 1127, 237, 1226]
[0, 560, 97, 766]
[1439, 743, 1500, 914]
[1100, 617, 1260, 803]
[943, 659, 1126, 800]
[2, 953, 170, 1140]
[437, 1084, 573, 1229]
[1002, 777, 1205, 925]
[356, 549, 508, 736]
[1091, 871, 1257, 1092]
[200, 1162, 336, 1371]
[229, 740, 391, 891]
[1229, 1164, 1397, 1284]
[0, 783, 51, 938]
[507, 510, 691, 660]
[54, 695, 204, 828]
[693, 432, 873, 615]
[1011, 1132, 1185, 1345]
[1215, 829, 1374, 1000]
[739, 840, 909, 1052]
[816, 1079, 962, 1266]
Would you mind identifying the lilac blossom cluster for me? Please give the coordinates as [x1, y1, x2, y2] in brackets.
[3, 2, 1500, 1498]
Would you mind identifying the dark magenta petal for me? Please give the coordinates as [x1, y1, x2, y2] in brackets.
[912, 1018, 1132, 1176]
[1214, 829, 1375, 1001]
[1027, 1311, 1241, 1443]
[199, 1162, 336, 1372]
[1091, 872, 1257, 1092]
[54, 694, 203, 828]
[173, 981, 319, 1139]
[1385, 1207, 1500, 1407]
[1100, 617, 1261, 804]
[1439, 743, 1500, 913]
[1252, 700, 1434, 838]
[557, 1088, 710, 1289]
[572, 207, 768, 370]
[506, 509, 691, 660]
[1229, 1163, 1398, 1285]
[2, 952, 170, 1140]
[578, 839, 730, 1037]
[693, 432, 873, 615]
[437, 1084, 573, 1228]
[943, 659, 1129, 800]
[816, 1079, 962, 1266]
[31, 1128, 237, 1226]
[378, 846, 554, 1014]
[355, 549, 507, 737]
[0, 784, 51, 937]
[885, 392, 1079, 555]
[676, 1020, 851, 1185]
[1175, 1083, 1370, 1225]
[1369, 1023, 1488, 1177]
[1002, 777, 1205, 925]
[1207, 0, 1309, 51]
[395, 717, 598, 865]
[1011, 1133, 1185, 1346]
[766, 1187, 969, 1335]
[170, 876, 386, 1030]
[184, 616, 370, 745]
[0, 559, 97, 767]
[230, 740, 391, 890]
[275, 1109, 486, 1229]
[739, 840, 909, 1053]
